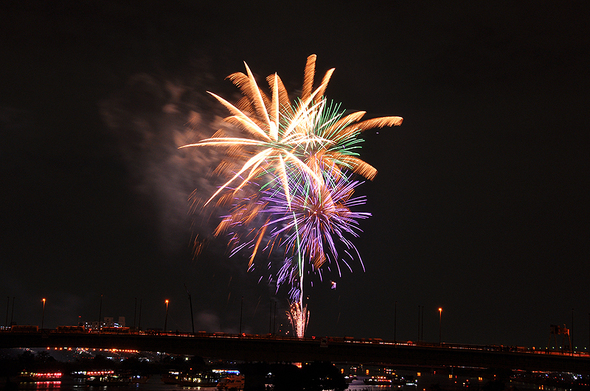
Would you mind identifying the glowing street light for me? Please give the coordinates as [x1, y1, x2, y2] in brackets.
[438, 307, 443, 344]
[41, 298, 46, 330]
[164, 300, 169, 332]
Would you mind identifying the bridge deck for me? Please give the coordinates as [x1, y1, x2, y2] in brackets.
[2, 331, 589, 374]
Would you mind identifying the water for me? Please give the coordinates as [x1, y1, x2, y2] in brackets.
[15, 376, 200, 391]
[11, 376, 415, 391]
[9, 372, 579, 391]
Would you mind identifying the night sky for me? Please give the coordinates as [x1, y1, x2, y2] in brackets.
[1, 1, 589, 349]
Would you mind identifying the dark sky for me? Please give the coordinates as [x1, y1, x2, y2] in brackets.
[1, 0, 589, 348]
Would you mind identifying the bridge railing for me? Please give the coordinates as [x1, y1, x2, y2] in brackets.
[1, 326, 589, 358]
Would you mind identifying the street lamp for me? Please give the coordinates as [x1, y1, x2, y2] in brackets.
[5, 296, 9, 329]
[133, 298, 137, 330]
[239, 296, 244, 335]
[41, 298, 46, 330]
[164, 300, 169, 332]
[394, 300, 397, 343]
[98, 294, 103, 331]
[438, 307, 443, 344]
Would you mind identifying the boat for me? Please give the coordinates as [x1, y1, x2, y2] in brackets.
[17, 371, 62, 388]
[217, 374, 245, 390]
[363, 374, 407, 386]
[162, 370, 221, 387]
[86, 371, 149, 386]
[18, 371, 62, 383]
[86, 375, 131, 386]
[72, 369, 115, 379]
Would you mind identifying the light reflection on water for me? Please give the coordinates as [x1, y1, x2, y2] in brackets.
[13, 375, 573, 391]
[16, 377, 412, 391]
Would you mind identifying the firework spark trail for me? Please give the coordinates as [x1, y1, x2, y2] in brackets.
[180, 55, 402, 207]
[216, 170, 370, 304]
[181, 55, 403, 336]
[262, 173, 371, 272]
[287, 301, 309, 338]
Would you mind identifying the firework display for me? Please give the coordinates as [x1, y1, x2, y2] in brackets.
[182, 55, 403, 336]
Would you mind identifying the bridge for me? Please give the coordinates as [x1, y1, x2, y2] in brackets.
[2, 330, 590, 374]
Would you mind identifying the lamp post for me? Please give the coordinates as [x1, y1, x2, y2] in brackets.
[394, 301, 397, 343]
[41, 298, 46, 330]
[164, 300, 169, 332]
[269, 299, 277, 335]
[416, 305, 422, 342]
[572, 308, 574, 355]
[10, 297, 15, 327]
[98, 294, 103, 331]
[438, 307, 443, 344]
[5, 296, 9, 328]
[133, 298, 137, 331]
[138, 299, 142, 332]
[239, 296, 244, 335]
[184, 285, 195, 335]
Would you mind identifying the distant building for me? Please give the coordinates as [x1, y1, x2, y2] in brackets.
[84, 316, 126, 331]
